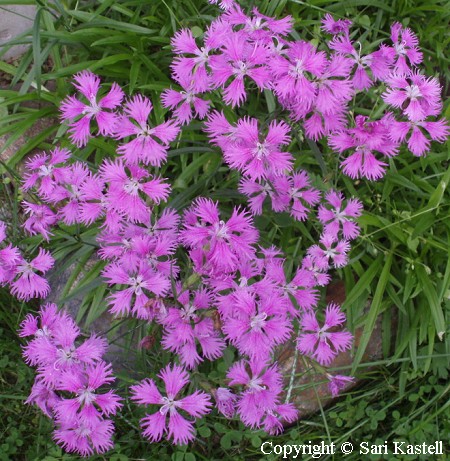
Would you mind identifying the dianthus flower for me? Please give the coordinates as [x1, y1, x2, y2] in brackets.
[60, 71, 124, 147]
[180, 198, 258, 274]
[329, 34, 391, 90]
[321, 14, 352, 35]
[329, 115, 399, 180]
[387, 116, 449, 156]
[227, 359, 283, 428]
[382, 72, 442, 121]
[9, 248, 54, 301]
[161, 75, 210, 125]
[317, 190, 363, 240]
[161, 287, 225, 368]
[327, 373, 354, 397]
[383, 22, 423, 74]
[222, 289, 291, 360]
[22, 202, 58, 241]
[22, 148, 71, 197]
[130, 364, 212, 445]
[223, 117, 293, 180]
[209, 31, 271, 107]
[306, 234, 350, 270]
[115, 95, 179, 166]
[296, 303, 353, 365]
[100, 159, 170, 223]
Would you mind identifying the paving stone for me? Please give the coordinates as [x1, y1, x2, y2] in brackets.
[0, 6, 37, 61]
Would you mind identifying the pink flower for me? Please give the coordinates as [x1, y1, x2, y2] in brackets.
[307, 234, 350, 270]
[321, 14, 352, 35]
[329, 35, 391, 90]
[272, 171, 321, 221]
[208, 0, 236, 10]
[383, 22, 423, 74]
[327, 373, 354, 397]
[382, 72, 442, 121]
[53, 415, 114, 457]
[103, 261, 170, 320]
[261, 403, 298, 435]
[60, 71, 124, 147]
[223, 117, 293, 180]
[53, 361, 122, 424]
[130, 364, 212, 445]
[270, 40, 327, 107]
[227, 359, 283, 428]
[22, 202, 58, 241]
[222, 289, 291, 360]
[22, 148, 71, 197]
[296, 303, 353, 365]
[318, 190, 363, 240]
[214, 387, 237, 418]
[10, 249, 54, 301]
[115, 95, 179, 166]
[209, 32, 271, 107]
[100, 159, 170, 223]
[161, 287, 225, 368]
[161, 77, 210, 125]
[329, 115, 399, 181]
[388, 117, 449, 156]
[180, 198, 258, 274]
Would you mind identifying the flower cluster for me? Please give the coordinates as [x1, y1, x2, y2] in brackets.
[19, 304, 121, 456]
[10, 0, 448, 456]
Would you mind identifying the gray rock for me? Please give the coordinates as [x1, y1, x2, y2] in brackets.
[0, 5, 37, 61]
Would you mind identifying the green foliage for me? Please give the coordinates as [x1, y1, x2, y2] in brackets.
[0, 0, 449, 459]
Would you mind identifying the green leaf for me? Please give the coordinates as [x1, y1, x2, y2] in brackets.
[416, 265, 446, 341]
[352, 251, 392, 374]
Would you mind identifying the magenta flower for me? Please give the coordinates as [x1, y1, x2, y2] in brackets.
[296, 303, 353, 365]
[60, 71, 124, 147]
[382, 72, 442, 121]
[388, 116, 449, 156]
[130, 364, 212, 445]
[224, 6, 293, 43]
[383, 22, 423, 74]
[208, 0, 236, 9]
[214, 387, 237, 418]
[329, 35, 391, 90]
[222, 289, 291, 360]
[10, 249, 54, 301]
[329, 115, 399, 180]
[272, 171, 321, 221]
[100, 159, 170, 223]
[327, 373, 354, 397]
[224, 117, 293, 180]
[180, 198, 258, 274]
[318, 190, 363, 240]
[161, 287, 225, 368]
[103, 261, 170, 320]
[321, 14, 352, 35]
[53, 361, 122, 424]
[270, 40, 327, 107]
[115, 95, 179, 166]
[261, 403, 298, 435]
[22, 148, 71, 197]
[227, 359, 283, 428]
[170, 28, 213, 93]
[22, 202, 58, 241]
[53, 415, 115, 457]
[307, 234, 350, 270]
[161, 77, 210, 125]
[209, 32, 271, 107]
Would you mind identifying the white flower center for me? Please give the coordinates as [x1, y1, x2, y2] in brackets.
[406, 84, 422, 101]
[124, 179, 141, 195]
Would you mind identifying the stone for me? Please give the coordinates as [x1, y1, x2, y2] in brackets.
[0, 6, 37, 61]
